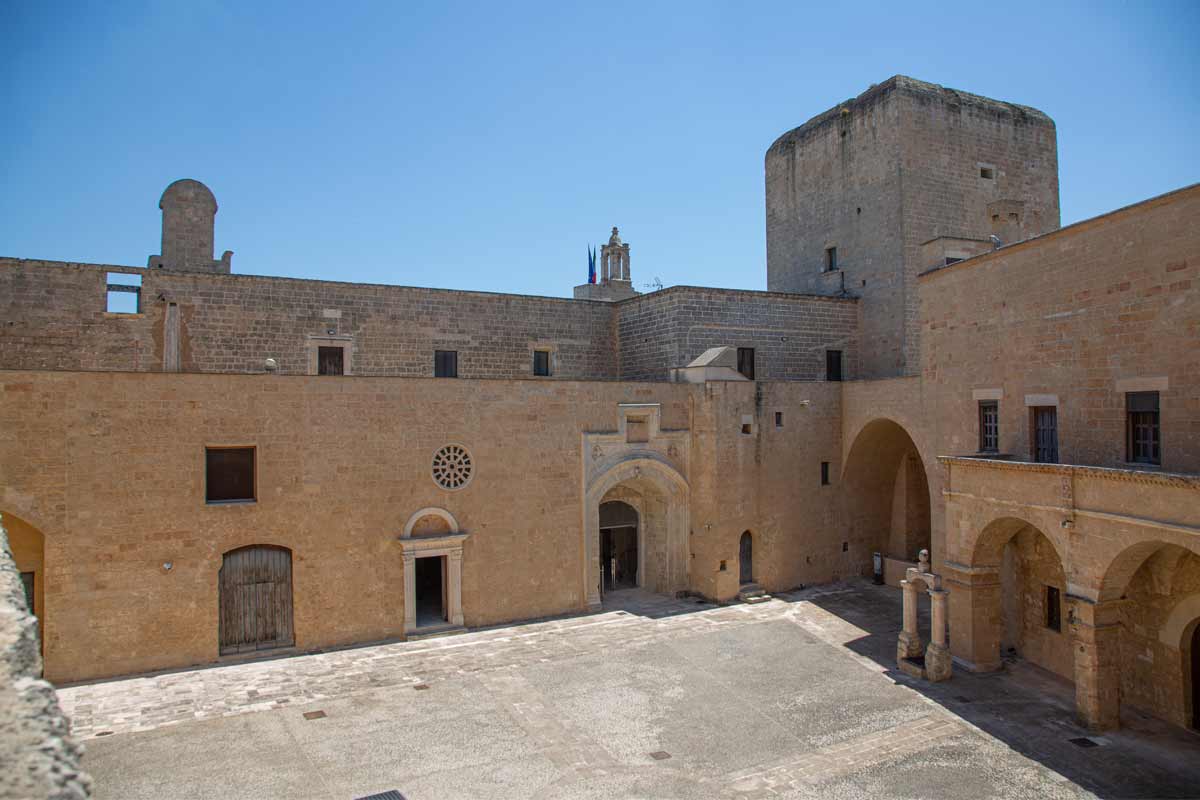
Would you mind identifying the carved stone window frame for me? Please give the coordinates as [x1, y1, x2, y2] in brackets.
[306, 335, 353, 376]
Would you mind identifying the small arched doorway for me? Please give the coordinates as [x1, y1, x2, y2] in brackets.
[739, 531, 753, 585]
[1, 511, 45, 657]
[599, 500, 639, 593]
[219, 545, 294, 655]
[842, 419, 932, 564]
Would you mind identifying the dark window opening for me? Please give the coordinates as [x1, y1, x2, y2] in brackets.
[740, 422, 752, 435]
[434, 350, 458, 378]
[826, 350, 843, 382]
[821, 461, 830, 485]
[19, 572, 34, 614]
[736, 348, 755, 380]
[206, 447, 256, 504]
[1032, 406, 1058, 463]
[842, 541, 849, 552]
[106, 272, 141, 314]
[533, 350, 551, 377]
[775, 411, 783, 428]
[317, 346, 344, 376]
[978, 400, 999, 453]
[1126, 392, 1160, 465]
[824, 247, 838, 272]
[980, 167, 994, 180]
[944, 257, 963, 266]
[1045, 585, 1061, 632]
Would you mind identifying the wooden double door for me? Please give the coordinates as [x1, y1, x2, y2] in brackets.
[219, 545, 295, 655]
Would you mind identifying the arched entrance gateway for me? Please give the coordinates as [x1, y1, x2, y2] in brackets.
[842, 419, 932, 568]
[584, 456, 689, 607]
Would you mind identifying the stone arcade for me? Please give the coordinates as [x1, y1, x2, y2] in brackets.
[1, 76, 1198, 767]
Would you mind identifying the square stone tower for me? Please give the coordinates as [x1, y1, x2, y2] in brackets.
[765, 76, 1060, 378]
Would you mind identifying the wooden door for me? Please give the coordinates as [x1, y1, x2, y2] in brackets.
[219, 545, 294, 655]
[1033, 407, 1058, 463]
[739, 532, 753, 584]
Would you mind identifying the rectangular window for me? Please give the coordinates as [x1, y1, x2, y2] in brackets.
[775, 411, 783, 428]
[434, 350, 458, 378]
[824, 247, 838, 272]
[826, 350, 843, 382]
[205, 447, 256, 504]
[736, 347, 755, 380]
[105, 272, 141, 314]
[533, 350, 551, 377]
[978, 400, 999, 453]
[317, 346, 344, 376]
[1045, 585, 1061, 632]
[980, 167, 995, 180]
[1032, 406, 1058, 463]
[1126, 391, 1160, 465]
[821, 461, 830, 485]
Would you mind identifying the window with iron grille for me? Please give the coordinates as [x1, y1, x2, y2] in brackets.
[1045, 585, 1061, 632]
[826, 350, 842, 382]
[1126, 392, 1160, 465]
[533, 350, 551, 377]
[736, 348, 755, 380]
[434, 350, 458, 378]
[1031, 406, 1058, 463]
[978, 400, 999, 452]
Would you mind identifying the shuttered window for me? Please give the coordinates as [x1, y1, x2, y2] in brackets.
[533, 350, 551, 376]
[1032, 407, 1058, 464]
[434, 350, 458, 378]
[206, 447, 256, 503]
[1126, 392, 1160, 465]
[317, 346, 344, 376]
[826, 350, 843, 382]
[737, 348, 755, 380]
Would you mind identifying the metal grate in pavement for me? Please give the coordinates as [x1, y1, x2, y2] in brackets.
[302, 710, 327, 720]
[649, 751, 672, 760]
[1069, 737, 1099, 748]
[354, 792, 406, 800]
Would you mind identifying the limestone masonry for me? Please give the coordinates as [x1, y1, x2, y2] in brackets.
[0, 75, 1197, 773]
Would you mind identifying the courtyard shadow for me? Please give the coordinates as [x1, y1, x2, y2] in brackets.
[786, 579, 1200, 800]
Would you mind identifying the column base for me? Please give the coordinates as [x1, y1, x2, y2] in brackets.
[897, 630, 924, 662]
[925, 642, 952, 682]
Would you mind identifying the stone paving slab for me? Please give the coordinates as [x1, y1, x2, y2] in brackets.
[69, 582, 1200, 799]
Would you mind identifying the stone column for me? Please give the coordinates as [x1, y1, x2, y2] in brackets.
[402, 552, 416, 634]
[945, 565, 1003, 672]
[897, 580, 923, 661]
[925, 588, 952, 681]
[601, 248, 610, 283]
[447, 550, 465, 627]
[1070, 598, 1122, 731]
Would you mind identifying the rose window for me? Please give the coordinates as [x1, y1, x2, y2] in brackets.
[432, 444, 473, 490]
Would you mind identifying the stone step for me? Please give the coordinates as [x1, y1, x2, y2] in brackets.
[738, 583, 771, 603]
[406, 624, 467, 641]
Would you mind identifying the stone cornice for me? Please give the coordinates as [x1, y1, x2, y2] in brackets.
[937, 455, 1200, 490]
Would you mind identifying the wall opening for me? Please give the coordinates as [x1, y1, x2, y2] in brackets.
[105, 272, 141, 314]
[599, 500, 639, 592]
[739, 531, 754, 584]
[414, 555, 446, 627]
[218, 545, 294, 655]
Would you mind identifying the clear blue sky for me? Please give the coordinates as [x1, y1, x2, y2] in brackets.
[2, 1, 1197, 297]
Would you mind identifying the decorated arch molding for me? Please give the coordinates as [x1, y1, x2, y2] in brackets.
[402, 507, 460, 538]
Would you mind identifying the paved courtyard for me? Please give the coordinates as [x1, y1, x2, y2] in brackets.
[61, 581, 1200, 799]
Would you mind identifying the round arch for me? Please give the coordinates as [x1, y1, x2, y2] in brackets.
[583, 456, 689, 607]
[841, 418, 934, 563]
[1161, 594, 1200, 648]
[1098, 539, 1200, 604]
[0, 510, 47, 651]
[970, 516, 1069, 571]
[402, 507, 460, 538]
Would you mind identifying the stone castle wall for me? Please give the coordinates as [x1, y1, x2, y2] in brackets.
[0, 370, 855, 683]
[616, 286, 858, 381]
[919, 183, 1200, 473]
[0, 260, 619, 379]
